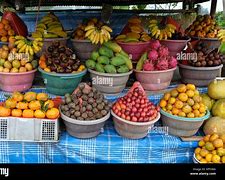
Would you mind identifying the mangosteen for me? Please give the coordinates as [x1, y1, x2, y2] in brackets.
[47, 46, 54, 53]
[60, 62, 68, 68]
[72, 64, 79, 70]
[53, 41, 60, 48]
[60, 54, 68, 62]
[58, 46, 66, 53]
[65, 48, 73, 56]
[52, 51, 60, 58]
[50, 65, 57, 72]
[65, 68, 72, 73]
[68, 59, 75, 66]
[53, 58, 60, 65]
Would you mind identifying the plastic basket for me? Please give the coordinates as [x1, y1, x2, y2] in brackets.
[0, 117, 59, 142]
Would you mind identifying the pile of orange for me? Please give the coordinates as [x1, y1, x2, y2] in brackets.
[0, 18, 15, 43]
[159, 84, 207, 118]
[0, 91, 59, 119]
[185, 14, 219, 38]
[194, 133, 225, 163]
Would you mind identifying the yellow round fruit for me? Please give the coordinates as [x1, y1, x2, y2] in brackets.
[182, 104, 192, 114]
[10, 67, 19, 73]
[177, 84, 187, 93]
[170, 89, 179, 97]
[167, 110, 172, 114]
[178, 111, 186, 117]
[159, 99, 167, 108]
[166, 104, 173, 111]
[0, 66, 3, 72]
[193, 103, 200, 110]
[162, 107, 166, 111]
[198, 140, 205, 147]
[187, 112, 195, 118]
[200, 149, 209, 157]
[213, 139, 223, 148]
[222, 156, 225, 163]
[193, 109, 200, 117]
[212, 154, 221, 163]
[196, 154, 202, 161]
[199, 113, 205, 117]
[217, 148, 225, 157]
[186, 90, 195, 98]
[203, 135, 211, 142]
[210, 134, 219, 142]
[205, 154, 213, 162]
[187, 98, 195, 106]
[168, 97, 176, 105]
[25, 63, 33, 71]
[163, 92, 171, 101]
[194, 90, 200, 96]
[178, 93, 188, 102]
[220, 135, 225, 143]
[3, 68, 9, 73]
[19, 67, 27, 72]
[187, 84, 196, 91]
[205, 142, 215, 151]
[193, 95, 202, 103]
[199, 106, 206, 113]
[174, 100, 184, 109]
[195, 147, 201, 154]
[200, 158, 207, 163]
[172, 107, 180, 115]
[212, 150, 217, 155]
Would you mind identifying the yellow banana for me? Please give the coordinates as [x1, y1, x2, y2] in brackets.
[28, 46, 34, 56]
[151, 25, 159, 33]
[85, 28, 96, 38]
[37, 42, 44, 47]
[34, 38, 43, 42]
[15, 39, 25, 45]
[17, 41, 26, 49]
[149, 24, 158, 28]
[89, 30, 97, 42]
[102, 29, 111, 40]
[19, 44, 27, 53]
[99, 32, 104, 44]
[167, 24, 176, 30]
[95, 32, 100, 44]
[25, 45, 30, 54]
[102, 25, 112, 33]
[15, 36, 25, 40]
[155, 30, 161, 39]
[149, 19, 158, 24]
[85, 25, 95, 31]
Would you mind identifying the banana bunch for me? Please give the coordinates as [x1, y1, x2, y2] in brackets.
[217, 29, 225, 42]
[84, 25, 112, 44]
[149, 19, 176, 40]
[14, 36, 43, 56]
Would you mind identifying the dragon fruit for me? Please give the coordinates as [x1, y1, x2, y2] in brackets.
[169, 56, 177, 68]
[158, 46, 169, 57]
[149, 40, 161, 50]
[148, 49, 158, 61]
[143, 60, 155, 71]
[155, 57, 169, 70]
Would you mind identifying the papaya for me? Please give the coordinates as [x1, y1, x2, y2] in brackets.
[98, 46, 114, 58]
[91, 51, 99, 61]
[97, 56, 109, 65]
[95, 63, 105, 73]
[85, 59, 96, 69]
[117, 65, 129, 73]
[104, 64, 117, 74]
[103, 41, 122, 53]
[115, 53, 133, 70]
[111, 56, 126, 66]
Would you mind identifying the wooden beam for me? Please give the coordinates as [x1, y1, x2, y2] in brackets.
[210, 0, 217, 17]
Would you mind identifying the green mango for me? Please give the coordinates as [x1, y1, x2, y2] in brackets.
[104, 64, 117, 74]
[98, 46, 114, 58]
[95, 63, 105, 73]
[117, 65, 129, 73]
[91, 51, 99, 61]
[111, 56, 126, 66]
[85, 59, 96, 69]
[97, 56, 109, 65]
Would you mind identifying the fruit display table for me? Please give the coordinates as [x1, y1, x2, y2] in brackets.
[0, 86, 207, 163]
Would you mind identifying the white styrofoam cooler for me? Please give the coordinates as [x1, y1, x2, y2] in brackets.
[0, 117, 59, 142]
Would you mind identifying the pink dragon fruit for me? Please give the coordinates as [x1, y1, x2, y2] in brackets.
[169, 56, 177, 68]
[158, 46, 169, 57]
[149, 40, 161, 50]
[155, 57, 169, 70]
[148, 49, 158, 61]
[143, 60, 155, 71]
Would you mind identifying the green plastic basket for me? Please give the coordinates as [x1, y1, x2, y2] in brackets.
[38, 67, 87, 95]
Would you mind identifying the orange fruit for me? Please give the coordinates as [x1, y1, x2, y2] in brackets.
[200, 149, 209, 157]
[210, 134, 219, 142]
[4, 24, 11, 31]
[186, 84, 196, 91]
[200, 158, 207, 163]
[167, 110, 172, 114]
[163, 92, 171, 101]
[178, 111, 186, 117]
[212, 154, 220, 163]
[11, 109, 22, 117]
[8, 29, 15, 36]
[193, 103, 200, 110]
[172, 107, 180, 115]
[186, 90, 195, 98]
[28, 100, 41, 110]
[182, 104, 192, 114]
[0, 22, 4, 29]
[24, 92, 37, 102]
[159, 99, 167, 108]
[46, 108, 59, 119]
[0, 106, 11, 117]
[213, 139, 223, 148]
[177, 84, 187, 93]
[16, 102, 28, 110]
[1, 19, 9, 25]
[193, 95, 202, 103]
[34, 110, 46, 119]
[194, 90, 200, 96]
[220, 135, 225, 143]
[203, 135, 211, 142]
[44, 100, 54, 109]
[178, 93, 188, 102]
[195, 147, 201, 154]
[37, 93, 48, 101]
[187, 112, 195, 118]
[1, 36, 7, 42]
[187, 98, 195, 106]
[0, 29, 7, 37]
[168, 97, 176, 104]
[5, 98, 17, 109]
[22, 109, 34, 118]
[174, 100, 184, 109]
[196, 154, 202, 161]
[205, 154, 213, 162]
[166, 104, 173, 111]
[12, 92, 24, 102]
[193, 109, 200, 117]
[199, 106, 206, 113]
[170, 89, 179, 97]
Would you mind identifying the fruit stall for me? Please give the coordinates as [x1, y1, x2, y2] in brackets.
[0, 0, 225, 164]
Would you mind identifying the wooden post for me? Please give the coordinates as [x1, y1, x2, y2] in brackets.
[210, 0, 217, 17]
[223, 0, 225, 15]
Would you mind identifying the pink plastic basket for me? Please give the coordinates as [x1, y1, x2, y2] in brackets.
[0, 69, 37, 92]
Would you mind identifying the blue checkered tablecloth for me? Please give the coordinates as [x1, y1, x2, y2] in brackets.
[0, 86, 207, 163]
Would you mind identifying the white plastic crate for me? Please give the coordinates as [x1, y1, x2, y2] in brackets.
[0, 117, 59, 142]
